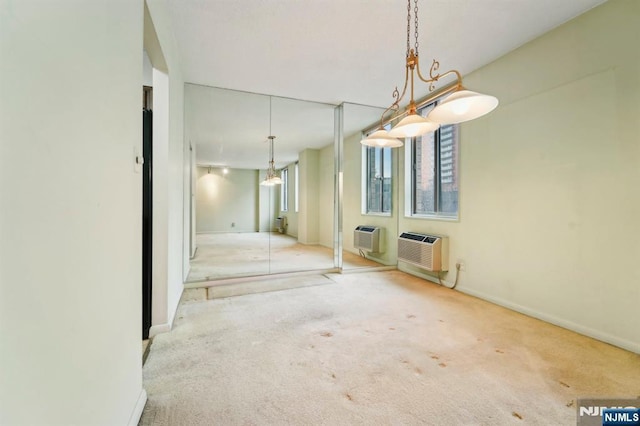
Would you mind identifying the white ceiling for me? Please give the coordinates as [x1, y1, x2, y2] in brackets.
[169, 0, 606, 169]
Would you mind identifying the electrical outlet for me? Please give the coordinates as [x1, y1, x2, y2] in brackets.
[456, 259, 466, 271]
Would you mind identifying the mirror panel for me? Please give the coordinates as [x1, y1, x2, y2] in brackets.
[184, 84, 335, 282]
[342, 103, 399, 270]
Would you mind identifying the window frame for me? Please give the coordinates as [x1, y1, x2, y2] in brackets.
[280, 167, 288, 212]
[404, 102, 460, 221]
[361, 136, 393, 216]
[294, 162, 299, 213]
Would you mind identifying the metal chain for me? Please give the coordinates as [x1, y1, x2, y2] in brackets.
[414, 0, 419, 55]
[269, 96, 272, 136]
[406, 0, 411, 57]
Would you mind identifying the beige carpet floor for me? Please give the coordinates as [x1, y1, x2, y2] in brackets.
[140, 271, 639, 425]
[187, 232, 382, 282]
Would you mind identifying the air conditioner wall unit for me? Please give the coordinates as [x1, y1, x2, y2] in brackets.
[397, 232, 449, 272]
[275, 216, 287, 233]
[354, 226, 382, 253]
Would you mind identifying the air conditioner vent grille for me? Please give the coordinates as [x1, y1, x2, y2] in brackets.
[354, 226, 382, 253]
[397, 232, 448, 272]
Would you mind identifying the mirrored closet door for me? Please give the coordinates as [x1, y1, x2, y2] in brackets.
[184, 85, 337, 282]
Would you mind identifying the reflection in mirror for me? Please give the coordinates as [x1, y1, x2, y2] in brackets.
[184, 84, 337, 282]
[341, 103, 399, 271]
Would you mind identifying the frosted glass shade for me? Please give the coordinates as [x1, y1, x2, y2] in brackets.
[428, 90, 499, 124]
[260, 172, 282, 186]
[360, 129, 403, 148]
[268, 176, 283, 185]
[388, 114, 440, 138]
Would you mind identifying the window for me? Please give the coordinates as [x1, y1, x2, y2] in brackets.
[280, 168, 288, 212]
[294, 163, 299, 212]
[364, 141, 392, 214]
[407, 102, 459, 218]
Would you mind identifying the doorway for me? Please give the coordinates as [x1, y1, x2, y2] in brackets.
[142, 86, 153, 339]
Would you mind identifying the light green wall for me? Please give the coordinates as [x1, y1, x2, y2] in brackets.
[318, 144, 335, 249]
[392, 0, 639, 352]
[196, 167, 259, 233]
[298, 148, 320, 244]
[277, 145, 333, 247]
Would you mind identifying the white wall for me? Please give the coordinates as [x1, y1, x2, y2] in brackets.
[397, 0, 639, 353]
[150, 68, 170, 331]
[196, 167, 259, 233]
[0, 1, 145, 424]
[146, 0, 185, 337]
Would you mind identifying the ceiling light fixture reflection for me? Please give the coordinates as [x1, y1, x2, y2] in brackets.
[260, 97, 282, 186]
[361, 0, 498, 148]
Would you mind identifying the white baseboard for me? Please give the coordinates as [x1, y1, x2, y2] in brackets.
[398, 265, 639, 355]
[149, 323, 171, 338]
[397, 263, 455, 286]
[184, 268, 340, 289]
[149, 287, 184, 338]
[339, 265, 397, 274]
[457, 286, 639, 355]
[167, 287, 183, 330]
[127, 389, 147, 426]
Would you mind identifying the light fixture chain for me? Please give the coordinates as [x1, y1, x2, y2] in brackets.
[414, 0, 419, 55]
[406, 0, 411, 57]
[269, 96, 272, 136]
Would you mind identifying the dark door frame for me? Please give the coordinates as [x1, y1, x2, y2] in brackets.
[142, 86, 153, 339]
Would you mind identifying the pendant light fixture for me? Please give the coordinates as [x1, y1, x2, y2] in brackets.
[260, 97, 282, 186]
[361, 0, 498, 147]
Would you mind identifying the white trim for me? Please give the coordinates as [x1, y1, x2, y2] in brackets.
[398, 265, 639, 354]
[127, 389, 147, 426]
[404, 140, 412, 217]
[344, 248, 397, 267]
[456, 286, 640, 355]
[149, 323, 171, 338]
[167, 285, 183, 331]
[404, 213, 460, 222]
[403, 122, 461, 221]
[184, 268, 340, 289]
[361, 144, 367, 214]
[398, 263, 456, 286]
[339, 265, 397, 274]
[362, 212, 392, 218]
